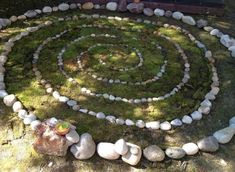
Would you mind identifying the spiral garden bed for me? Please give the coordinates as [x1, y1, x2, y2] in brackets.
[0, 2, 235, 168]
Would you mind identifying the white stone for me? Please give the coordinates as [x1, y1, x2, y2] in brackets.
[160, 121, 171, 130]
[200, 99, 212, 107]
[116, 118, 125, 125]
[229, 116, 235, 125]
[170, 119, 182, 126]
[191, 111, 202, 120]
[146, 121, 160, 129]
[211, 87, 220, 95]
[136, 120, 145, 128]
[67, 100, 77, 107]
[205, 50, 212, 58]
[0, 90, 8, 98]
[66, 129, 80, 143]
[58, 96, 69, 103]
[30, 120, 41, 130]
[52, 91, 60, 99]
[23, 117, 35, 125]
[70, 133, 96, 160]
[58, 3, 70, 11]
[213, 127, 235, 144]
[182, 115, 193, 124]
[114, 139, 128, 155]
[24, 10, 37, 18]
[3, 94, 16, 106]
[96, 112, 105, 119]
[198, 106, 210, 115]
[106, 2, 118, 11]
[172, 11, 184, 20]
[182, 16, 196, 25]
[125, 119, 134, 126]
[97, 142, 120, 160]
[12, 101, 23, 112]
[210, 29, 220, 36]
[122, 143, 142, 166]
[18, 109, 28, 119]
[106, 115, 116, 123]
[154, 8, 165, 16]
[42, 6, 52, 13]
[182, 143, 199, 155]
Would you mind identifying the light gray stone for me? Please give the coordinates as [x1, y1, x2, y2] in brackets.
[12, 101, 23, 112]
[3, 94, 16, 106]
[182, 143, 199, 155]
[229, 116, 235, 125]
[143, 8, 154, 16]
[182, 115, 193, 124]
[0, 90, 8, 98]
[125, 119, 134, 126]
[114, 139, 128, 155]
[172, 11, 184, 20]
[24, 10, 37, 18]
[106, 2, 118, 11]
[136, 120, 145, 128]
[42, 6, 52, 13]
[66, 129, 80, 143]
[182, 16, 196, 25]
[143, 145, 165, 162]
[197, 136, 219, 152]
[213, 127, 235, 144]
[70, 133, 96, 159]
[122, 143, 142, 166]
[58, 3, 70, 11]
[165, 147, 186, 159]
[170, 119, 182, 126]
[127, 2, 144, 14]
[97, 142, 120, 160]
[191, 111, 202, 120]
[160, 121, 171, 130]
[146, 121, 160, 129]
[96, 112, 106, 119]
[154, 8, 165, 16]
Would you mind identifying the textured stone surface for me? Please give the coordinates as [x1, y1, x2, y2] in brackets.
[143, 145, 165, 162]
[197, 136, 219, 152]
[165, 147, 186, 159]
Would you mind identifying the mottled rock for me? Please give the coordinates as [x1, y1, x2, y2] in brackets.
[127, 2, 144, 14]
[197, 136, 219, 152]
[70, 133, 96, 159]
[165, 147, 186, 159]
[182, 143, 199, 155]
[143, 145, 165, 162]
[97, 142, 120, 160]
[143, 8, 154, 16]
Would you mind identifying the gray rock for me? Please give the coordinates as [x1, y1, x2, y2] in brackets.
[96, 112, 106, 119]
[10, 16, 17, 22]
[191, 111, 202, 120]
[197, 136, 219, 152]
[17, 15, 26, 20]
[118, 0, 127, 12]
[70, 133, 96, 159]
[213, 127, 235, 144]
[143, 8, 154, 16]
[182, 115, 193, 124]
[116, 118, 125, 125]
[67, 100, 77, 107]
[229, 116, 235, 125]
[182, 16, 196, 25]
[12, 101, 23, 112]
[0, 90, 8, 98]
[106, 2, 118, 11]
[172, 11, 184, 20]
[122, 143, 142, 166]
[204, 26, 214, 32]
[66, 129, 80, 143]
[127, 3, 144, 14]
[154, 8, 165, 16]
[70, 3, 77, 10]
[165, 10, 172, 17]
[160, 121, 171, 130]
[170, 119, 182, 126]
[165, 147, 186, 159]
[136, 120, 145, 128]
[24, 10, 37, 18]
[143, 145, 165, 162]
[42, 6, 52, 13]
[58, 96, 69, 103]
[97, 142, 120, 160]
[3, 94, 16, 106]
[182, 143, 199, 155]
[125, 119, 134, 126]
[196, 19, 208, 28]
[58, 3, 70, 11]
[114, 139, 128, 155]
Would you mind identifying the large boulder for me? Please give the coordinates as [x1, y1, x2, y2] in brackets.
[127, 2, 144, 14]
[97, 142, 120, 160]
[58, 3, 70, 11]
[106, 2, 118, 11]
[182, 16, 196, 26]
[70, 133, 96, 159]
[122, 143, 142, 166]
[213, 127, 235, 144]
[143, 145, 165, 162]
